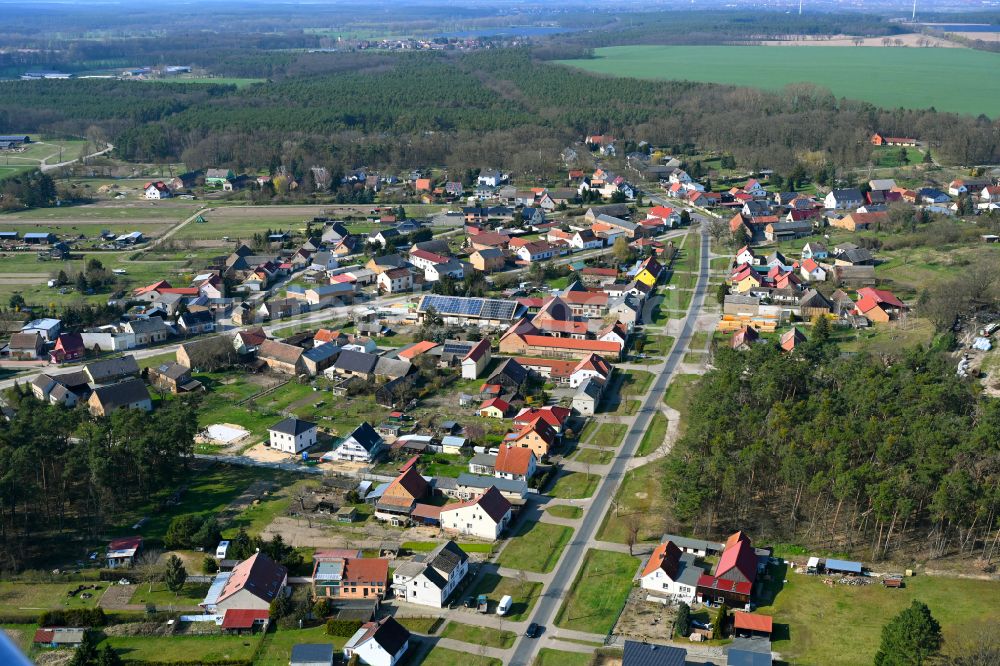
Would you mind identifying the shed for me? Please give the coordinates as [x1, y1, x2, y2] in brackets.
[824, 558, 863, 575]
[727, 638, 772, 666]
[733, 612, 773, 638]
[290, 643, 335, 666]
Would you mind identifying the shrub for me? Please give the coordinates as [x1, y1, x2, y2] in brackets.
[38, 607, 107, 627]
[326, 619, 363, 636]
[202, 556, 219, 574]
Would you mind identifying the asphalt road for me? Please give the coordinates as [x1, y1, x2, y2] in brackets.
[508, 224, 712, 665]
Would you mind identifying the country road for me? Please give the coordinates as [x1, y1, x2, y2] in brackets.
[507, 222, 712, 665]
[39, 142, 115, 172]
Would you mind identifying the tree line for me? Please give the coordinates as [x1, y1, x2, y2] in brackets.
[661, 336, 1000, 565]
[0, 391, 198, 572]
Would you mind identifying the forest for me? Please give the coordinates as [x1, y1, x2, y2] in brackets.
[661, 332, 1000, 566]
[2, 49, 997, 179]
[0, 390, 199, 572]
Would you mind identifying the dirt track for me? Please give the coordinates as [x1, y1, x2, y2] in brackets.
[755, 33, 962, 48]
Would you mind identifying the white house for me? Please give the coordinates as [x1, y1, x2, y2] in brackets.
[640, 541, 704, 604]
[343, 616, 410, 666]
[204, 552, 287, 614]
[268, 417, 317, 454]
[439, 486, 512, 541]
[743, 178, 767, 198]
[948, 180, 968, 197]
[461, 339, 491, 379]
[571, 230, 603, 250]
[799, 259, 827, 282]
[477, 170, 505, 188]
[734, 246, 755, 267]
[377, 268, 413, 294]
[144, 182, 171, 199]
[424, 259, 464, 282]
[824, 188, 863, 210]
[327, 422, 385, 463]
[569, 353, 612, 388]
[391, 540, 468, 608]
[801, 242, 828, 261]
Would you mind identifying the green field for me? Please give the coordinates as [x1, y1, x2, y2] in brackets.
[554, 549, 639, 635]
[421, 646, 500, 666]
[548, 472, 599, 500]
[558, 45, 1000, 116]
[497, 520, 573, 574]
[534, 649, 593, 666]
[762, 569, 1000, 665]
[441, 621, 517, 649]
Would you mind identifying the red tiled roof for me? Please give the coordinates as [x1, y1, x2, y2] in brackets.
[412, 503, 444, 520]
[697, 574, 753, 596]
[733, 612, 773, 633]
[513, 406, 570, 430]
[109, 536, 142, 551]
[642, 541, 682, 578]
[857, 287, 904, 308]
[480, 397, 510, 413]
[494, 444, 535, 475]
[399, 340, 439, 360]
[463, 338, 490, 363]
[342, 557, 389, 585]
[715, 531, 757, 584]
[521, 335, 621, 353]
[581, 267, 618, 277]
[218, 552, 287, 605]
[441, 485, 511, 523]
[221, 609, 269, 629]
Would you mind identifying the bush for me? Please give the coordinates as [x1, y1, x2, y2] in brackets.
[202, 556, 219, 574]
[312, 598, 332, 619]
[326, 619, 363, 637]
[38, 607, 107, 627]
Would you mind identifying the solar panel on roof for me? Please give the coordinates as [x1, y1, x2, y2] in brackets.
[442, 342, 472, 355]
[420, 295, 516, 320]
[480, 299, 516, 320]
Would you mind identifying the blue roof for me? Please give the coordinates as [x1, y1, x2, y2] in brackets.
[201, 572, 231, 608]
[24, 232, 55, 239]
[824, 558, 862, 573]
[303, 343, 340, 363]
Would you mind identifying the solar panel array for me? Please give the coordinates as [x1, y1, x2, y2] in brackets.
[419, 295, 517, 321]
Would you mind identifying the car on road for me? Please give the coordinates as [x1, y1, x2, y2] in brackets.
[525, 623, 541, 638]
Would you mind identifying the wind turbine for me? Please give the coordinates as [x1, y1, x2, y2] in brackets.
[912, 0, 917, 22]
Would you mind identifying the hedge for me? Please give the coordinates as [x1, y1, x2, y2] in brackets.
[326, 619, 363, 636]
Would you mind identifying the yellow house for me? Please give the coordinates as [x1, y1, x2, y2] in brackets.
[479, 398, 509, 419]
[732, 272, 762, 294]
[634, 257, 663, 287]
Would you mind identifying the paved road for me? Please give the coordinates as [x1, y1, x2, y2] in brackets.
[40, 142, 114, 172]
[508, 224, 712, 665]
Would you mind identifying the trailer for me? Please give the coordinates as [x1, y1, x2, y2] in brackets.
[477, 594, 489, 613]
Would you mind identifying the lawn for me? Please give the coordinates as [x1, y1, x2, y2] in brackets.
[534, 649, 594, 666]
[0, 581, 101, 615]
[709, 256, 732, 271]
[683, 351, 707, 365]
[395, 616, 443, 634]
[128, 582, 210, 608]
[763, 570, 1000, 665]
[689, 331, 713, 351]
[589, 423, 627, 449]
[554, 549, 639, 635]
[636, 411, 668, 457]
[548, 472, 599, 500]
[401, 541, 494, 554]
[420, 646, 501, 666]
[497, 520, 573, 574]
[572, 448, 614, 466]
[597, 459, 670, 544]
[441, 621, 517, 648]
[466, 572, 543, 622]
[620, 369, 654, 396]
[557, 45, 1000, 116]
[872, 145, 924, 168]
[638, 335, 675, 357]
[100, 633, 258, 663]
[546, 505, 584, 520]
[663, 373, 700, 413]
[255, 625, 345, 666]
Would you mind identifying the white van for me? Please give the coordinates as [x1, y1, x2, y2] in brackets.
[496, 595, 512, 616]
[215, 540, 230, 559]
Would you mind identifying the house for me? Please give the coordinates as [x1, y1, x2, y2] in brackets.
[661, 534, 724, 558]
[257, 339, 306, 375]
[780, 328, 807, 352]
[495, 444, 537, 480]
[799, 258, 826, 282]
[268, 417, 317, 454]
[980, 185, 1000, 203]
[123, 318, 170, 346]
[390, 540, 469, 608]
[479, 397, 510, 419]
[824, 188, 863, 210]
[622, 641, 687, 666]
[469, 248, 505, 272]
[329, 422, 385, 463]
[312, 554, 388, 601]
[477, 170, 505, 187]
[208, 552, 288, 614]
[178, 309, 216, 336]
[634, 256, 663, 288]
[375, 465, 429, 522]
[512, 406, 571, 435]
[918, 187, 950, 204]
[144, 181, 171, 199]
[106, 536, 142, 568]
[572, 377, 603, 416]
[148, 362, 200, 394]
[33, 627, 87, 648]
[376, 267, 414, 294]
[205, 168, 235, 188]
[8, 332, 44, 360]
[233, 327, 267, 355]
[440, 486, 512, 540]
[461, 339, 491, 379]
[855, 287, 906, 323]
[831, 212, 886, 232]
[88, 378, 152, 417]
[801, 242, 828, 261]
[506, 418, 557, 459]
[31, 371, 90, 407]
[22, 319, 63, 340]
[177, 335, 237, 370]
[696, 531, 757, 609]
[516, 241, 556, 263]
[343, 616, 410, 666]
[731, 325, 760, 351]
[290, 644, 335, 666]
[640, 541, 704, 604]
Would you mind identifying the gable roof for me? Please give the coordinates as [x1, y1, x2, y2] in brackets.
[344, 422, 382, 451]
[85, 355, 140, 382]
[385, 466, 429, 503]
[441, 485, 511, 523]
[258, 339, 303, 365]
[270, 417, 316, 436]
[91, 378, 150, 410]
[217, 552, 287, 605]
[347, 616, 410, 656]
[715, 531, 757, 583]
[335, 349, 378, 374]
[642, 540, 682, 579]
[622, 640, 687, 666]
[494, 444, 535, 476]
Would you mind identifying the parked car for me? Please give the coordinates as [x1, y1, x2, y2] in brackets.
[526, 623, 541, 638]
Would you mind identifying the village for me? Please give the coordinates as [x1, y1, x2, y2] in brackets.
[1, 126, 999, 666]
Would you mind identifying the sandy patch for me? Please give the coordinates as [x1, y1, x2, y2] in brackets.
[243, 442, 295, 463]
[199, 423, 250, 445]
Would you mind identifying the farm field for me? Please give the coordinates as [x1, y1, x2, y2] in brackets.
[557, 46, 1000, 116]
[762, 569, 1000, 665]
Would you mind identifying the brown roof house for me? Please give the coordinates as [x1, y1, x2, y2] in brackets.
[374, 465, 429, 525]
[257, 339, 306, 375]
[176, 335, 237, 371]
[8, 332, 44, 360]
[204, 552, 288, 614]
[148, 361, 202, 394]
[88, 378, 152, 417]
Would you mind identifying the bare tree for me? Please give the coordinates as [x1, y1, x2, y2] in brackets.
[625, 514, 641, 556]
